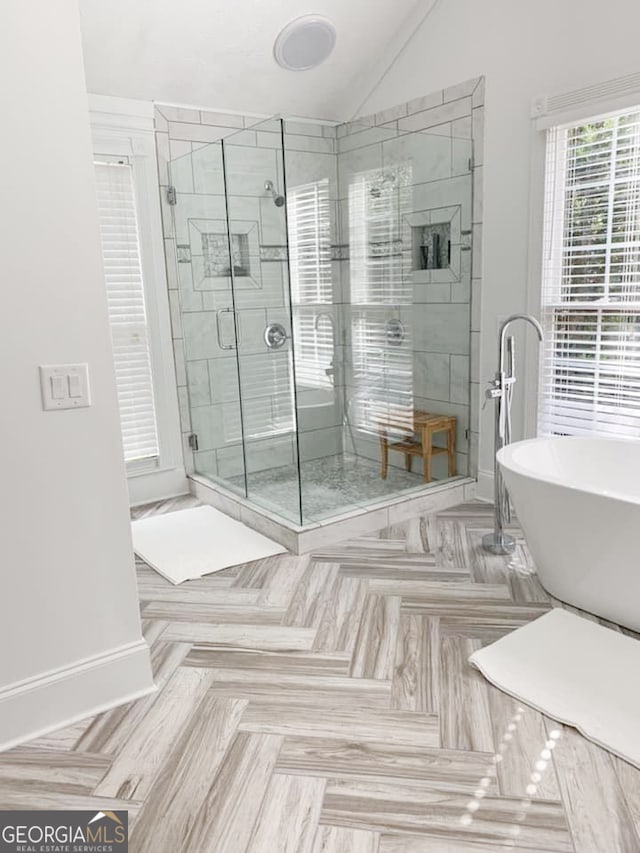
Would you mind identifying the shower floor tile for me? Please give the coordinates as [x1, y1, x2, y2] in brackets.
[230, 453, 426, 523]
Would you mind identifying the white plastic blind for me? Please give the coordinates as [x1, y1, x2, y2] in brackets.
[539, 112, 640, 438]
[348, 169, 413, 436]
[94, 158, 160, 463]
[287, 179, 333, 388]
[349, 169, 411, 306]
[229, 354, 295, 441]
[351, 312, 414, 436]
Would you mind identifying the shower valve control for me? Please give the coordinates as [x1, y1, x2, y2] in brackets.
[264, 323, 288, 349]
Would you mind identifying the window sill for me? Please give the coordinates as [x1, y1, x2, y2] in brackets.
[127, 457, 160, 477]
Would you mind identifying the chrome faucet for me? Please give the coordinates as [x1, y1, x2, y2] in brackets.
[482, 314, 544, 555]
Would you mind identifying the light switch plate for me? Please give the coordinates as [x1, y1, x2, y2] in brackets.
[40, 364, 91, 410]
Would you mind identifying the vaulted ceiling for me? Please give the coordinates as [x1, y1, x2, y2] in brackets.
[79, 0, 435, 121]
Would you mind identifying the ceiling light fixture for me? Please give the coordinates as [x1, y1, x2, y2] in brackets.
[274, 15, 337, 72]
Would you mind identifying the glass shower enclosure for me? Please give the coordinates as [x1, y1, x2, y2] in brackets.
[169, 117, 473, 526]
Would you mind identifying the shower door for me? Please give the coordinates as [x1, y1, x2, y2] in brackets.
[220, 119, 303, 524]
[168, 139, 248, 499]
[171, 119, 304, 523]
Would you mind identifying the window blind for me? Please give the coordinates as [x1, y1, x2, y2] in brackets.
[348, 169, 413, 435]
[94, 158, 160, 463]
[349, 169, 411, 306]
[539, 112, 640, 438]
[236, 353, 295, 440]
[287, 179, 333, 388]
[351, 313, 414, 436]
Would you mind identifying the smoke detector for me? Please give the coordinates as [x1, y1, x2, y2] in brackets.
[274, 16, 337, 71]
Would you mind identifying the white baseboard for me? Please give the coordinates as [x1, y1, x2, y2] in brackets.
[0, 640, 155, 752]
[477, 468, 495, 502]
[127, 466, 189, 507]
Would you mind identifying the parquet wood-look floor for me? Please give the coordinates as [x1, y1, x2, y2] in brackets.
[2, 495, 639, 852]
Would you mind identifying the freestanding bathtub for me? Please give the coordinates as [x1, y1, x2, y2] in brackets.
[497, 436, 640, 632]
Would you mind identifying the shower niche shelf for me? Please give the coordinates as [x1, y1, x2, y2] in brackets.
[412, 222, 451, 271]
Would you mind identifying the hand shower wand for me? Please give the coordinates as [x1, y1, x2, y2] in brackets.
[482, 314, 544, 555]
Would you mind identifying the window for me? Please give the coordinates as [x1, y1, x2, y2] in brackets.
[348, 167, 414, 436]
[94, 157, 160, 464]
[540, 110, 640, 438]
[220, 354, 295, 442]
[89, 95, 186, 504]
[351, 312, 414, 436]
[287, 179, 333, 388]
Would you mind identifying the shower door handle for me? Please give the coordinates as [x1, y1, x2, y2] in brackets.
[216, 308, 239, 350]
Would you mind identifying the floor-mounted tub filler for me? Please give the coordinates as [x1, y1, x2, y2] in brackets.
[482, 314, 544, 555]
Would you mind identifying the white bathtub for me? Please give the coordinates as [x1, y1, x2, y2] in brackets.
[497, 436, 640, 632]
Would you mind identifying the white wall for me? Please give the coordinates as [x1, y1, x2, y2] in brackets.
[360, 0, 640, 495]
[0, 0, 154, 748]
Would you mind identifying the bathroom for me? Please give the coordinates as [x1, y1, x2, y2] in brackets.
[3, 0, 640, 850]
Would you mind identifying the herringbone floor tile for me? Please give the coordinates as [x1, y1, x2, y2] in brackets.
[1, 496, 639, 852]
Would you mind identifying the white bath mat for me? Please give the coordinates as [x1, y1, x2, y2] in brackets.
[131, 505, 287, 585]
[469, 608, 640, 769]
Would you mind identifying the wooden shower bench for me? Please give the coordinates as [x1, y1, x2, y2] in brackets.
[377, 410, 456, 483]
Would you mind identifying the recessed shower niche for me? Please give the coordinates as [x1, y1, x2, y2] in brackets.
[188, 219, 260, 289]
[407, 205, 465, 284]
[414, 222, 451, 270]
[202, 232, 250, 278]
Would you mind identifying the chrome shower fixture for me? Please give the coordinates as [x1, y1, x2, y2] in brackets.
[264, 180, 285, 207]
[482, 313, 544, 555]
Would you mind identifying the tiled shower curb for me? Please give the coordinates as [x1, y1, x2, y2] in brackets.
[190, 474, 476, 554]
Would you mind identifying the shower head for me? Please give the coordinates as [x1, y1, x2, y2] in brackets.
[264, 179, 285, 207]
